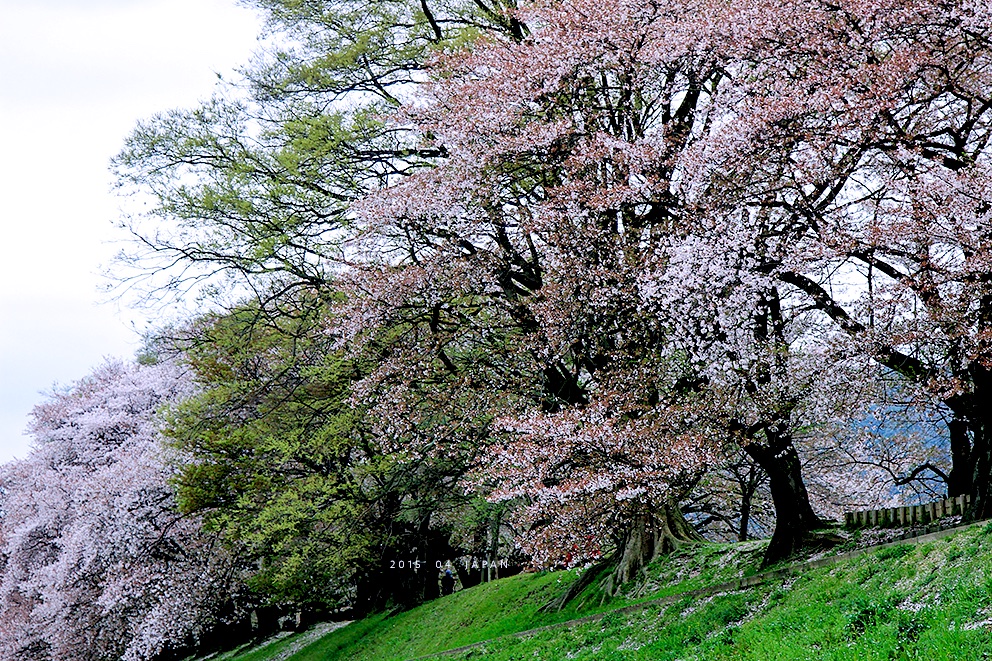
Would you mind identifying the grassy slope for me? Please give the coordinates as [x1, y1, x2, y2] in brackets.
[218, 524, 992, 661]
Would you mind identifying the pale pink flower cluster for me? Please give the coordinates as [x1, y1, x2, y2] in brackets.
[0, 361, 240, 661]
[483, 401, 722, 568]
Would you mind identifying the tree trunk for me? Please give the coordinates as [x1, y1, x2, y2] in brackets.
[737, 460, 762, 542]
[970, 433, 991, 521]
[738, 489, 753, 542]
[607, 501, 702, 594]
[947, 418, 973, 498]
[744, 437, 822, 566]
[487, 510, 502, 582]
[455, 562, 482, 590]
[967, 363, 992, 520]
[741, 286, 823, 563]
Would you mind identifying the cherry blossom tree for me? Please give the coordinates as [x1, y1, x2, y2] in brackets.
[0, 360, 242, 661]
[699, 0, 992, 519]
[481, 395, 718, 584]
[346, 0, 878, 564]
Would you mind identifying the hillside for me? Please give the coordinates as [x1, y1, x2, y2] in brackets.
[196, 522, 992, 661]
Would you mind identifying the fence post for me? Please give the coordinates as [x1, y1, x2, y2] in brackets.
[846, 496, 974, 531]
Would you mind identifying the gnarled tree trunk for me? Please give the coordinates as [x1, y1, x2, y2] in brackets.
[966, 363, 992, 521]
[744, 436, 822, 566]
[607, 501, 702, 594]
[544, 501, 702, 610]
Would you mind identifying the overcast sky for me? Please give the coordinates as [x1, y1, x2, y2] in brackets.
[0, 0, 262, 462]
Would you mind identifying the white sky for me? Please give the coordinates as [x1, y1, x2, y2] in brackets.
[0, 0, 263, 462]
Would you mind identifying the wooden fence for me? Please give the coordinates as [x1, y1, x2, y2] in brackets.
[845, 495, 972, 529]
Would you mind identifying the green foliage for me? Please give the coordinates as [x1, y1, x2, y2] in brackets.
[164, 290, 513, 613]
[112, 0, 525, 305]
[165, 296, 377, 606]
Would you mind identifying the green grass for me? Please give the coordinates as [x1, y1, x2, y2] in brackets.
[281, 568, 624, 661]
[211, 524, 992, 661]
